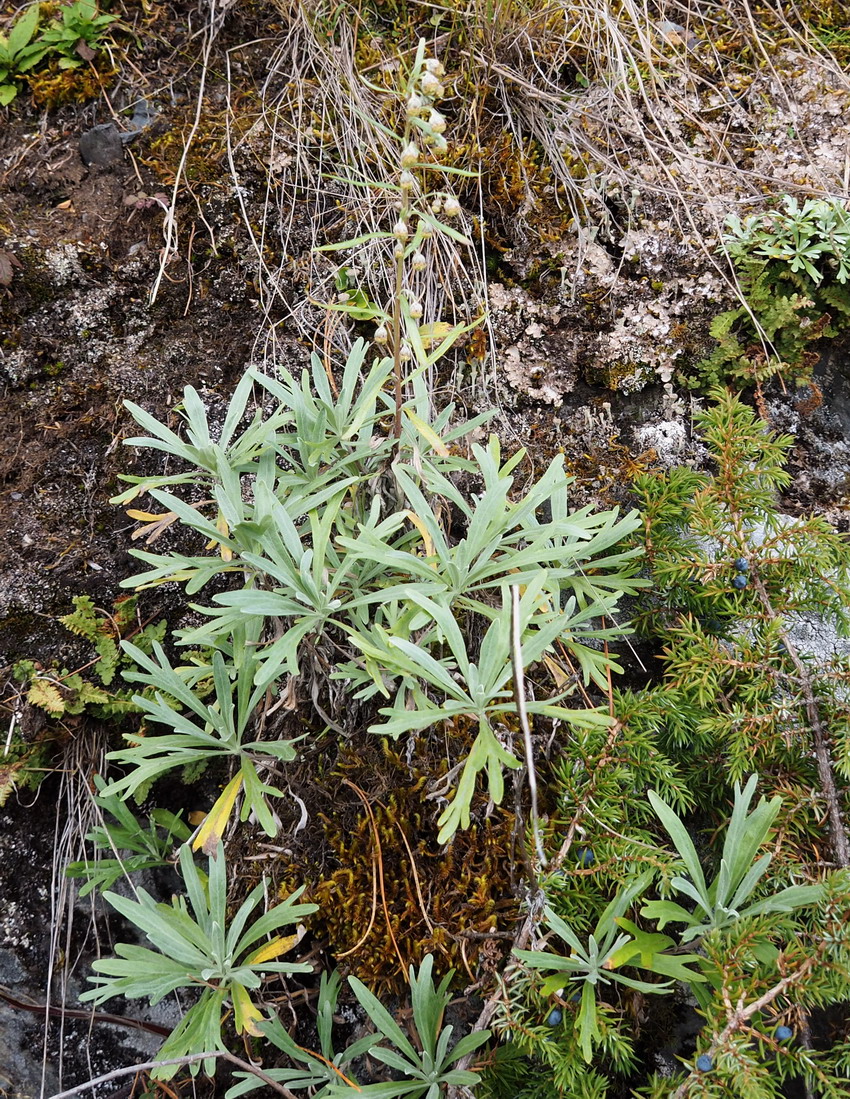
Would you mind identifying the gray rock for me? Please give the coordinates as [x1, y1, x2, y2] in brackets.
[78, 124, 124, 168]
[0, 947, 28, 985]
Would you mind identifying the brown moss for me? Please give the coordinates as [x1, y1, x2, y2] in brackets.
[26, 61, 114, 109]
[276, 738, 520, 993]
[139, 102, 260, 185]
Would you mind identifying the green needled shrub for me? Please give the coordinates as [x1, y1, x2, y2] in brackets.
[632, 387, 850, 867]
[479, 388, 850, 1099]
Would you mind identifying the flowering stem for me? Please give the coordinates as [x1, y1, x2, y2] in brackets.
[392, 240, 404, 439]
[389, 112, 415, 441]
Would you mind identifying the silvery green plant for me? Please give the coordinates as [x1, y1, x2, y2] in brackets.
[65, 774, 191, 896]
[343, 582, 617, 844]
[108, 334, 643, 843]
[334, 954, 490, 1098]
[101, 618, 298, 839]
[514, 776, 824, 1065]
[515, 873, 705, 1063]
[80, 842, 317, 1080]
[641, 774, 823, 946]
[724, 195, 850, 285]
[226, 970, 379, 1097]
[227, 957, 489, 1098]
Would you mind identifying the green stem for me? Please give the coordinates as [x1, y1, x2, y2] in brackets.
[392, 244, 404, 439]
[391, 117, 414, 440]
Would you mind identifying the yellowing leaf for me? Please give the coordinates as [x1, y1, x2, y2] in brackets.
[0, 764, 19, 808]
[404, 510, 436, 560]
[216, 513, 233, 562]
[205, 513, 233, 561]
[127, 509, 180, 544]
[192, 773, 243, 855]
[231, 982, 264, 1036]
[403, 408, 450, 456]
[125, 509, 165, 522]
[245, 933, 299, 965]
[28, 678, 67, 716]
[135, 570, 196, 590]
[542, 653, 571, 690]
[417, 321, 453, 350]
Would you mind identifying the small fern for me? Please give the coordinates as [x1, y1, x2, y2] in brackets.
[59, 594, 121, 684]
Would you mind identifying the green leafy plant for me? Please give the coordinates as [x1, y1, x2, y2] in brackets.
[37, 0, 116, 69]
[13, 594, 163, 720]
[0, 5, 47, 104]
[688, 195, 850, 389]
[80, 842, 317, 1080]
[507, 773, 841, 1096]
[65, 774, 191, 896]
[515, 872, 705, 1062]
[1, 596, 163, 805]
[636, 870, 850, 1099]
[641, 775, 823, 946]
[724, 196, 850, 285]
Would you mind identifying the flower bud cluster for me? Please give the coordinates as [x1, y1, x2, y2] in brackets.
[399, 55, 449, 173]
[372, 55, 459, 350]
[429, 194, 462, 218]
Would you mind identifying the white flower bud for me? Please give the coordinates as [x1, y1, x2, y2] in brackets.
[420, 71, 441, 98]
[429, 134, 448, 156]
[409, 300, 423, 319]
[399, 170, 416, 190]
[424, 58, 445, 77]
[428, 109, 446, 134]
[374, 324, 389, 344]
[443, 195, 461, 217]
[399, 342, 412, 362]
[430, 196, 443, 214]
[400, 142, 419, 168]
[420, 224, 433, 239]
[411, 251, 426, 271]
[406, 93, 424, 116]
[393, 220, 409, 242]
[393, 242, 405, 259]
